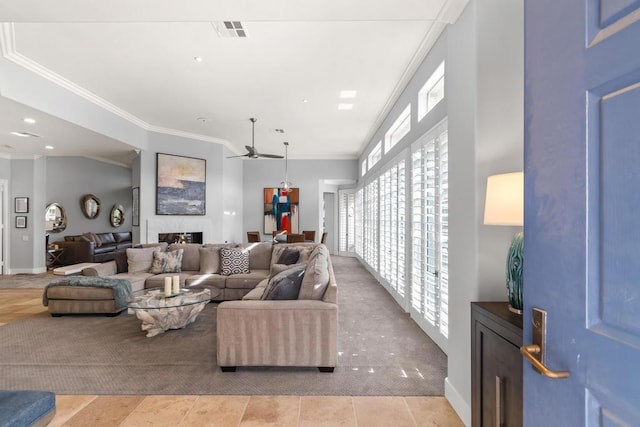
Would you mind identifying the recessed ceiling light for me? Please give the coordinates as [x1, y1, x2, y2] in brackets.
[339, 90, 357, 99]
[10, 131, 40, 137]
[45, 145, 54, 150]
[338, 103, 354, 110]
[302, 99, 309, 103]
[194, 56, 203, 63]
[23, 117, 36, 124]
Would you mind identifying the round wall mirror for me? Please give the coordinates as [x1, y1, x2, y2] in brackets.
[110, 204, 125, 227]
[45, 203, 67, 233]
[80, 194, 101, 219]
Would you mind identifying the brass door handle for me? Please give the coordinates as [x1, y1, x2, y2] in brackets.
[520, 344, 570, 379]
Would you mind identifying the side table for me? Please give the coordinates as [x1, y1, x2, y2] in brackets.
[46, 248, 65, 270]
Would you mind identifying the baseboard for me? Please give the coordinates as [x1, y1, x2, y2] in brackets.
[8, 267, 47, 274]
[445, 377, 471, 427]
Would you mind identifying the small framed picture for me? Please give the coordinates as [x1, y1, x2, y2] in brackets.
[15, 197, 29, 213]
[15, 216, 27, 228]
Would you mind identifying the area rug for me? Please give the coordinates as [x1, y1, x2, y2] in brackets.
[0, 256, 447, 395]
[0, 272, 56, 289]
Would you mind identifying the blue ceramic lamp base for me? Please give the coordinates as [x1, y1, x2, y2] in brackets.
[506, 231, 524, 314]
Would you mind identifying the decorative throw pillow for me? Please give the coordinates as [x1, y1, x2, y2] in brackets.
[149, 249, 183, 274]
[126, 247, 160, 273]
[277, 248, 300, 265]
[220, 248, 250, 276]
[199, 247, 221, 274]
[263, 265, 306, 300]
[298, 244, 330, 300]
[82, 232, 102, 247]
[269, 262, 306, 279]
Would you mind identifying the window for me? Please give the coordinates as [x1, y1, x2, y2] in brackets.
[411, 119, 448, 348]
[368, 141, 382, 169]
[355, 189, 364, 258]
[418, 61, 445, 121]
[364, 180, 378, 270]
[361, 160, 367, 177]
[385, 105, 411, 153]
[339, 191, 356, 252]
[378, 159, 406, 297]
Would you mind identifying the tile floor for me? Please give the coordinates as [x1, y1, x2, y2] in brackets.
[0, 288, 464, 426]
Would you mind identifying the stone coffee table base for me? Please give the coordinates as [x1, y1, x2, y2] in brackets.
[127, 289, 211, 337]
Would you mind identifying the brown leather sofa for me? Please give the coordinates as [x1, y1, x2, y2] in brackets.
[53, 232, 132, 265]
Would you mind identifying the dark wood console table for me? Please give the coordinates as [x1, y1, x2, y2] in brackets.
[471, 301, 523, 427]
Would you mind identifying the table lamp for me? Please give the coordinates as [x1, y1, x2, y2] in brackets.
[483, 171, 524, 314]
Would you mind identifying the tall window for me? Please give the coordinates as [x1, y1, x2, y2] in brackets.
[378, 160, 406, 297]
[339, 191, 356, 252]
[411, 119, 449, 347]
[385, 105, 411, 153]
[364, 180, 378, 269]
[361, 160, 367, 177]
[355, 189, 364, 257]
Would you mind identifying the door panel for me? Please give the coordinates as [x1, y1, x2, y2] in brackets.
[525, 0, 640, 424]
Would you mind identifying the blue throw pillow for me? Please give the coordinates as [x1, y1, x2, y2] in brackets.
[264, 265, 306, 300]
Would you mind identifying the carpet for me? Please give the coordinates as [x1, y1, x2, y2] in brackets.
[0, 272, 56, 289]
[0, 256, 447, 395]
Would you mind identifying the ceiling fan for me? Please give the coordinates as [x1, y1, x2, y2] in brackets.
[227, 118, 284, 159]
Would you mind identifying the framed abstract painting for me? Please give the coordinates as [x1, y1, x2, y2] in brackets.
[156, 153, 206, 215]
[264, 187, 299, 234]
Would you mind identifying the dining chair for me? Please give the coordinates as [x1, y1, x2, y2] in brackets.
[286, 233, 305, 243]
[302, 230, 316, 242]
[246, 231, 261, 243]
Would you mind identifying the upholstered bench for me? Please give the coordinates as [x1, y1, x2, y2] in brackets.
[0, 390, 56, 427]
[43, 276, 132, 316]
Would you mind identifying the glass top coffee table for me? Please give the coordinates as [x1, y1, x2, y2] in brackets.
[126, 287, 219, 337]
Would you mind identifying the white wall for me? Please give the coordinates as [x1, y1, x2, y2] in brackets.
[242, 159, 357, 241]
[222, 146, 244, 244]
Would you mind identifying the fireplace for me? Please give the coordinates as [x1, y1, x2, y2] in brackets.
[158, 232, 203, 244]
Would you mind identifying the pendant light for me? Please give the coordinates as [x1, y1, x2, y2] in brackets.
[280, 142, 292, 190]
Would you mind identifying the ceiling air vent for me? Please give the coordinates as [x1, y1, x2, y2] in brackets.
[212, 21, 248, 38]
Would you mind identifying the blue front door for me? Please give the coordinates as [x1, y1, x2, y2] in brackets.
[525, 0, 640, 424]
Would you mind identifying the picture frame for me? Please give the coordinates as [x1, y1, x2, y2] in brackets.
[14, 197, 29, 213]
[264, 187, 299, 234]
[132, 187, 140, 226]
[15, 216, 27, 228]
[156, 153, 206, 215]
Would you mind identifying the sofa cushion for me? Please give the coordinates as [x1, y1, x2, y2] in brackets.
[225, 270, 270, 289]
[184, 273, 227, 289]
[82, 232, 102, 247]
[199, 247, 221, 274]
[277, 247, 300, 265]
[220, 248, 250, 276]
[298, 244, 330, 300]
[242, 278, 269, 300]
[244, 242, 273, 270]
[126, 247, 159, 273]
[263, 264, 306, 300]
[149, 248, 183, 274]
[270, 243, 315, 267]
[113, 231, 131, 243]
[97, 232, 116, 245]
[262, 264, 306, 300]
[168, 243, 201, 271]
[137, 242, 169, 251]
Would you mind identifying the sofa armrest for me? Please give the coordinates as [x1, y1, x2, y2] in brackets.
[54, 240, 95, 264]
[217, 300, 338, 368]
[82, 260, 117, 277]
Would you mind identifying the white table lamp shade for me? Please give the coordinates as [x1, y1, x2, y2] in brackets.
[484, 172, 524, 226]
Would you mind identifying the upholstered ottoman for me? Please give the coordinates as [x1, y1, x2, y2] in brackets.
[0, 390, 56, 427]
[43, 276, 132, 316]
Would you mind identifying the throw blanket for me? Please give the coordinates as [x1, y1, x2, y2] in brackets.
[43, 276, 132, 307]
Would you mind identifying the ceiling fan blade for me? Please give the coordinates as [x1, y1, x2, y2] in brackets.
[226, 153, 249, 159]
[258, 153, 285, 159]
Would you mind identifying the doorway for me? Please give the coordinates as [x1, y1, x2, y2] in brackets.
[322, 192, 335, 253]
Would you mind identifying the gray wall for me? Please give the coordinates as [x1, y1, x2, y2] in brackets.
[45, 157, 133, 240]
[242, 159, 358, 241]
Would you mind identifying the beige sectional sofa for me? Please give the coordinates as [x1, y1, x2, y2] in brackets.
[82, 241, 338, 371]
